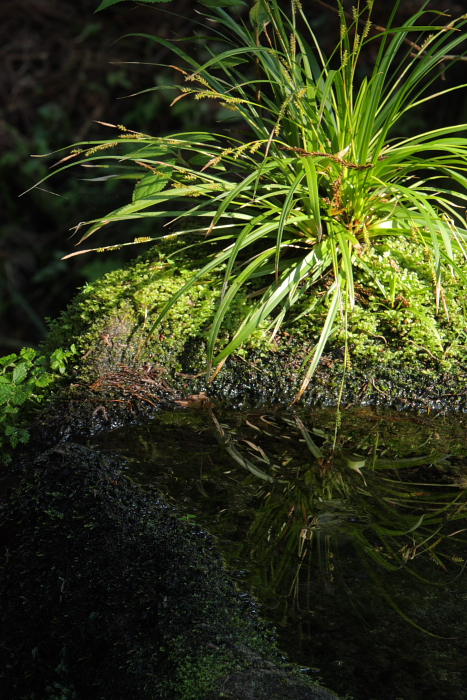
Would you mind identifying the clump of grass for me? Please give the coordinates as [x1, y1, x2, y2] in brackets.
[30, 0, 467, 398]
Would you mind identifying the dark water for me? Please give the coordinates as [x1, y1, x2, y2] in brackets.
[90, 406, 467, 700]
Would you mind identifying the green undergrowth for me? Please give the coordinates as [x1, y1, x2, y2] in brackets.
[0, 345, 76, 465]
[39, 0, 467, 399]
[42, 236, 467, 395]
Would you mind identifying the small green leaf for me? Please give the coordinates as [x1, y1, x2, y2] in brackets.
[5, 425, 30, 448]
[50, 350, 66, 374]
[20, 347, 37, 362]
[343, 452, 367, 470]
[49, 346, 75, 374]
[133, 168, 172, 201]
[35, 374, 55, 388]
[0, 384, 15, 405]
[250, 0, 270, 31]
[11, 386, 34, 405]
[0, 354, 17, 367]
[13, 363, 28, 386]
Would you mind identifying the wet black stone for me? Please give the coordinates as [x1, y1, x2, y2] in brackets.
[0, 443, 340, 700]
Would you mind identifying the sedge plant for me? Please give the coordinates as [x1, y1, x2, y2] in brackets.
[30, 0, 467, 397]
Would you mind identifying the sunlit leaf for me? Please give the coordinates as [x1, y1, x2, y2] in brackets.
[250, 0, 270, 32]
[133, 166, 172, 201]
[12, 363, 28, 386]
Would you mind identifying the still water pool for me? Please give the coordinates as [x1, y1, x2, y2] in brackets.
[91, 406, 467, 700]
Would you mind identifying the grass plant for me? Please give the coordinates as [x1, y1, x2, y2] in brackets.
[30, 0, 467, 396]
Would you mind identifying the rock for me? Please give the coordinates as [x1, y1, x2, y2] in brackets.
[0, 442, 341, 700]
[41, 242, 467, 412]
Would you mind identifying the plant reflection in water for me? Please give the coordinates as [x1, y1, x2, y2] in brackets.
[91, 406, 467, 699]
[206, 409, 467, 632]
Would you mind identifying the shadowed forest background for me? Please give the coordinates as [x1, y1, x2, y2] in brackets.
[1, 0, 467, 356]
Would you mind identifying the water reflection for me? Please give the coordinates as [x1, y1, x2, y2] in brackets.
[92, 406, 467, 700]
[207, 410, 466, 623]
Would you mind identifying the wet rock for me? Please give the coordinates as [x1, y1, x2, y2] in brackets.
[0, 443, 340, 700]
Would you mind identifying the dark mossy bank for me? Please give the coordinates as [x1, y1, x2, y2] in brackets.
[0, 441, 340, 700]
[42, 240, 467, 412]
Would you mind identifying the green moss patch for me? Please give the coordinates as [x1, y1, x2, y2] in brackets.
[41, 237, 467, 410]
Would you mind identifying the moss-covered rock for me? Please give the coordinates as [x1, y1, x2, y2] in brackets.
[41, 237, 467, 411]
[43, 245, 225, 379]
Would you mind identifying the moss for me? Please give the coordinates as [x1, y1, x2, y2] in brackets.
[41, 236, 467, 409]
[43, 244, 256, 382]
[44, 248, 214, 375]
[288, 236, 467, 374]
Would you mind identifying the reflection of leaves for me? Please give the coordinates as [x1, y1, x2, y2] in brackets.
[100, 405, 467, 636]
[295, 417, 323, 460]
[167, 406, 467, 626]
[211, 409, 282, 483]
[209, 408, 467, 629]
[242, 439, 271, 464]
[224, 443, 276, 483]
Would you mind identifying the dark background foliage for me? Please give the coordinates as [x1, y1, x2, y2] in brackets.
[1, 0, 466, 356]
